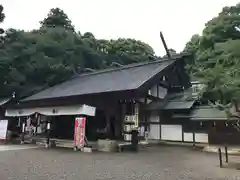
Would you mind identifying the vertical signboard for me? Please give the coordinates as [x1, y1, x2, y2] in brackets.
[79, 117, 86, 148]
[134, 103, 139, 128]
[74, 117, 86, 149]
[0, 120, 8, 140]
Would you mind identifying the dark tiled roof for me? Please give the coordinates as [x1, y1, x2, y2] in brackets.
[146, 100, 195, 111]
[189, 107, 228, 120]
[145, 91, 196, 111]
[172, 106, 238, 121]
[22, 53, 188, 102]
[163, 101, 195, 110]
[145, 87, 199, 111]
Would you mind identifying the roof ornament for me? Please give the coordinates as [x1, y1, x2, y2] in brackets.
[160, 31, 171, 60]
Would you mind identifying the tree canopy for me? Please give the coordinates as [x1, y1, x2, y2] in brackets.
[40, 8, 75, 31]
[185, 3, 240, 106]
[0, 7, 156, 98]
[0, 4, 5, 37]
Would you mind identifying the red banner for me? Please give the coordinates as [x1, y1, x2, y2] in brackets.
[74, 117, 86, 148]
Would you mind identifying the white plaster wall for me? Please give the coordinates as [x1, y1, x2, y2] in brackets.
[149, 85, 167, 98]
[183, 132, 208, 143]
[149, 124, 160, 140]
[195, 133, 208, 143]
[139, 126, 145, 136]
[183, 132, 193, 142]
[150, 85, 158, 97]
[148, 112, 160, 140]
[161, 125, 182, 141]
[158, 86, 167, 99]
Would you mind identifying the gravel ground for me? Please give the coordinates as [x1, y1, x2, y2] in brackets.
[0, 145, 239, 180]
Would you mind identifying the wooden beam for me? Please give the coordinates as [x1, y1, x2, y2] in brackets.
[144, 98, 148, 132]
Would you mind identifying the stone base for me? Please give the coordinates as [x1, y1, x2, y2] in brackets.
[83, 147, 92, 153]
[97, 139, 117, 152]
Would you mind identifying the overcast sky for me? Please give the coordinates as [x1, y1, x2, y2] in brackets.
[1, 0, 239, 55]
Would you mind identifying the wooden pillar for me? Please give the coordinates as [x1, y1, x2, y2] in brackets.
[192, 121, 196, 148]
[218, 148, 223, 168]
[159, 111, 162, 140]
[225, 146, 228, 163]
[144, 98, 148, 133]
[34, 114, 40, 136]
[115, 103, 121, 138]
[106, 114, 110, 138]
[37, 115, 41, 135]
[182, 123, 184, 142]
[131, 128, 139, 152]
[121, 101, 126, 140]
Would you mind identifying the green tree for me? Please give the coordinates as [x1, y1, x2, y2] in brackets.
[185, 2, 240, 76]
[0, 4, 4, 34]
[184, 3, 240, 128]
[185, 3, 240, 65]
[0, 7, 156, 98]
[40, 8, 75, 31]
[101, 38, 155, 65]
[0, 4, 6, 97]
[201, 4, 240, 49]
[0, 28, 106, 97]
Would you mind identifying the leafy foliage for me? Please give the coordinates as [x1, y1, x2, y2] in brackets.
[40, 8, 75, 31]
[184, 3, 240, 129]
[100, 38, 155, 66]
[0, 4, 4, 34]
[0, 7, 156, 98]
[185, 3, 240, 104]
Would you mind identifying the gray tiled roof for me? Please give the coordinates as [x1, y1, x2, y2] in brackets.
[189, 107, 229, 121]
[22, 54, 188, 102]
[146, 97, 196, 110]
[172, 106, 237, 121]
[163, 101, 195, 110]
[145, 88, 197, 111]
[146, 100, 195, 110]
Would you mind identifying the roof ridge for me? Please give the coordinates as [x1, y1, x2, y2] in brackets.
[76, 53, 188, 78]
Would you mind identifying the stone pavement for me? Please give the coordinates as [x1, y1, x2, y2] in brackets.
[0, 145, 239, 180]
[0, 144, 39, 151]
[148, 140, 240, 155]
[203, 145, 240, 155]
